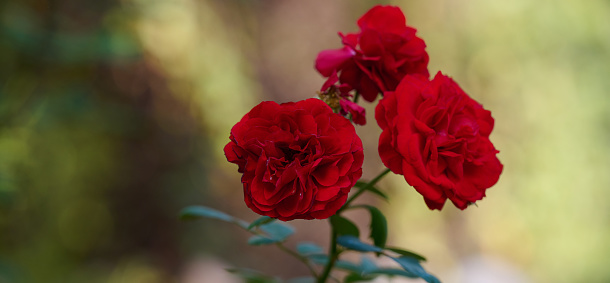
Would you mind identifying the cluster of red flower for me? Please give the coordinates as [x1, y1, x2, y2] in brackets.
[225, 5, 503, 220]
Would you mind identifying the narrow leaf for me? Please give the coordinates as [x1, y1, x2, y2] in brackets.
[296, 242, 324, 256]
[245, 221, 294, 247]
[259, 221, 294, 241]
[180, 205, 233, 222]
[306, 254, 362, 273]
[247, 216, 275, 230]
[335, 259, 364, 273]
[306, 254, 329, 265]
[390, 256, 440, 283]
[225, 268, 279, 283]
[360, 256, 377, 273]
[355, 180, 389, 201]
[330, 215, 360, 237]
[179, 205, 249, 229]
[365, 268, 418, 278]
[337, 235, 383, 253]
[357, 205, 388, 248]
[385, 247, 427, 261]
[247, 235, 279, 246]
[343, 273, 375, 283]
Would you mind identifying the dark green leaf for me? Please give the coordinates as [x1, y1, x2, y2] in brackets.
[259, 221, 295, 241]
[296, 242, 324, 256]
[330, 215, 360, 237]
[390, 256, 440, 283]
[385, 247, 427, 261]
[247, 235, 279, 246]
[337, 235, 383, 253]
[357, 205, 387, 249]
[247, 216, 275, 230]
[225, 268, 279, 283]
[343, 273, 375, 283]
[365, 268, 417, 278]
[355, 181, 389, 201]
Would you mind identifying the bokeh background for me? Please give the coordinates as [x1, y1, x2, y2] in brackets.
[1, 0, 609, 282]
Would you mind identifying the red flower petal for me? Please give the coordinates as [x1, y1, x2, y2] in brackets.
[315, 46, 355, 77]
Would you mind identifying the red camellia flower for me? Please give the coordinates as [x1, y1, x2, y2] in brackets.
[376, 72, 503, 210]
[315, 5, 429, 102]
[224, 98, 364, 221]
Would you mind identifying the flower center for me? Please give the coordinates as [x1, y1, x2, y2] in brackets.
[280, 146, 301, 162]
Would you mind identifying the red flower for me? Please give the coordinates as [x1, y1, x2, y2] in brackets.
[375, 73, 503, 210]
[224, 99, 364, 220]
[315, 5, 429, 102]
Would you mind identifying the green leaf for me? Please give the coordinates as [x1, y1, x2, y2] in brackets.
[180, 205, 249, 228]
[180, 205, 233, 221]
[247, 235, 279, 246]
[259, 221, 295, 241]
[385, 247, 427, 262]
[247, 216, 275, 230]
[359, 256, 377, 274]
[306, 254, 329, 265]
[365, 268, 418, 278]
[390, 256, 440, 283]
[296, 242, 324, 256]
[247, 222, 295, 246]
[343, 273, 375, 283]
[225, 268, 279, 283]
[356, 205, 387, 249]
[330, 215, 360, 237]
[355, 181, 389, 201]
[337, 235, 383, 253]
[335, 259, 364, 273]
[306, 254, 362, 273]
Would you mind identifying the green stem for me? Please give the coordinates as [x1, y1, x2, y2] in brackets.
[317, 223, 338, 283]
[339, 168, 391, 213]
[317, 168, 391, 282]
[353, 92, 360, 103]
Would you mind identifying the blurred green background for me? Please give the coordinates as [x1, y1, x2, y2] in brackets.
[1, 0, 609, 282]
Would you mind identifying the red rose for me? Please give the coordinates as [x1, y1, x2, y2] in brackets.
[315, 5, 429, 102]
[375, 72, 503, 210]
[224, 99, 364, 220]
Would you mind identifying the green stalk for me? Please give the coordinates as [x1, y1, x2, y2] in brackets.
[339, 168, 391, 213]
[317, 168, 391, 282]
[317, 223, 338, 283]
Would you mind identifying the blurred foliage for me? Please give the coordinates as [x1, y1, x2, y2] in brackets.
[0, 0, 211, 282]
[1, 0, 610, 283]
